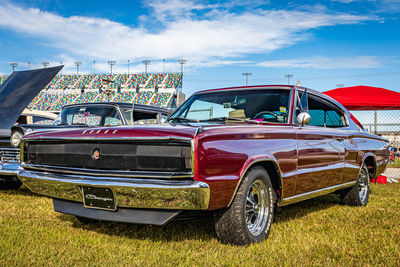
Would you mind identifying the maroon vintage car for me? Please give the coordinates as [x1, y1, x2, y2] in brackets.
[18, 85, 389, 245]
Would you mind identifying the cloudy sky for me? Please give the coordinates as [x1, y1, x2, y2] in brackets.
[0, 0, 399, 95]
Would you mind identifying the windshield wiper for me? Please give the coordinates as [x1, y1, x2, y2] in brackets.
[204, 117, 260, 124]
[168, 117, 200, 123]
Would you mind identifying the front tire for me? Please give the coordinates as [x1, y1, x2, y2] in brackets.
[214, 166, 274, 245]
[341, 164, 370, 206]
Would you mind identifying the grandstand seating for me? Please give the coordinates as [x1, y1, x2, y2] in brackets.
[134, 90, 154, 105]
[0, 75, 8, 85]
[0, 72, 181, 111]
[149, 92, 173, 107]
[56, 75, 80, 90]
[49, 92, 80, 111]
[31, 92, 61, 111]
[74, 74, 95, 89]
[146, 73, 167, 88]
[112, 91, 136, 103]
[164, 73, 182, 88]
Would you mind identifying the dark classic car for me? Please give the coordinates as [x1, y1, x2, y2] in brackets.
[0, 66, 62, 189]
[1, 102, 169, 189]
[18, 85, 389, 245]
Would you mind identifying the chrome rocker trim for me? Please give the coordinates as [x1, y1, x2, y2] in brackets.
[280, 181, 356, 206]
[18, 170, 210, 210]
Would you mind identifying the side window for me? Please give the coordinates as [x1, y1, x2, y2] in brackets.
[308, 96, 345, 128]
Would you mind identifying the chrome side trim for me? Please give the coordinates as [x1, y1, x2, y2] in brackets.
[227, 159, 284, 207]
[280, 181, 356, 206]
[22, 136, 193, 142]
[21, 163, 193, 179]
[18, 170, 210, 210]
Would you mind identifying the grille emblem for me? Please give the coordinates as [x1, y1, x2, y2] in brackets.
[92, 149, 101, 160]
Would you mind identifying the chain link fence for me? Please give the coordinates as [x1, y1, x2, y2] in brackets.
[351, 110, 400, 179]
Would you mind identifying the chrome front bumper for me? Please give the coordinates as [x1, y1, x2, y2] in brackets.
[0, 162, 21, 176]
[18, 170, 210, 210]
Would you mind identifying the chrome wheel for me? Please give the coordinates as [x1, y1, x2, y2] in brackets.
[358, 167, 370, 203]
[246, 179, 268, 236]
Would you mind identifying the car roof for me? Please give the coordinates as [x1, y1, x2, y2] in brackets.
[62, 102, 170, 114]
[193, 85, 348, 113]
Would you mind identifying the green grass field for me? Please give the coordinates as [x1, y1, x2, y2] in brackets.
[388, 158, 400, 168]
[1, 183, 399, 266]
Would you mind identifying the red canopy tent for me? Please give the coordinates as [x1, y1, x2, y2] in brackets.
[324, 85, 400, 110]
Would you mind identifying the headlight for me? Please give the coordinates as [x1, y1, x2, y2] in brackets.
[10, 131, 23, 148]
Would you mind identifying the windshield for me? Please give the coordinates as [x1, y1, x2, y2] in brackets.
[52, 105, 123, 127]
[168, 89, 290, 124]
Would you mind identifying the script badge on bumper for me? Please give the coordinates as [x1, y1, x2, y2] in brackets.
[82, 186, 116, 211]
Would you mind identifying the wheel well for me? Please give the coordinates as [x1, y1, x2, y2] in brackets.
[253, 161, 282, 203]
[364, 156, 376, 178]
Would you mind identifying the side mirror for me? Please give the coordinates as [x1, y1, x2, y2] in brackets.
[297, 112, 311, 126]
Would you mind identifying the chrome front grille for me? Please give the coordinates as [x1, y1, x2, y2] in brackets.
[0, 148, 20, 163]
[22, 139, 193, 178]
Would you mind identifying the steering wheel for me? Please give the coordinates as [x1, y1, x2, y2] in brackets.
[253, 111, 278, 122]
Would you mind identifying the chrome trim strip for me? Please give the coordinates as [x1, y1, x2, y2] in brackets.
[21, 163, 193, 179]
[193, 86, 292, 95]
[280, 181, 356, 206]
[22, 136, 193, 142]
[227, 159, 284, 207]
[18, 170, 210, 210]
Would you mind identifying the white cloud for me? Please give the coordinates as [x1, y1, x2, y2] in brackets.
[0, 1, 374, 67]
[257, 56, 384, 69]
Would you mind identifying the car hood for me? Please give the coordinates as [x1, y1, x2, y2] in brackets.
[0, 66, 62, 137]
[22, 122, 295, 141]
[23, 123, 200, 140]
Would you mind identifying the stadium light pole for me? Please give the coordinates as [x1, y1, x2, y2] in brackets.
[242, 72, 252, 86]
[28, 62, 31, 70]
[10, 62, 18, 72]
[178, 59, 187, 92]
[93, 60, 96, 74]
[285, 74, 294, 85]
[128, 60, 130, 74]
[42, 62, 49, 69]
[108, 60, 116, 74]
[142, 60, 151, 73]
[178, 59, 187, 74]
[336, 84, 345, 88]
[74, 61, 82, 75]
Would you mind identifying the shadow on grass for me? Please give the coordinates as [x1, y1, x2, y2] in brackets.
[55, 193, 343, 243]
[57, 212, 217, 242]
[0, 185, 44, 199]
[274, 193, 341, 224]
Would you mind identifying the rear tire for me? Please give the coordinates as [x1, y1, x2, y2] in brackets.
[341, 164, 370, 206]
[214, 166, 274, 245]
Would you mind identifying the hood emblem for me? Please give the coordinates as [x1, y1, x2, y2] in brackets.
[91, 149, 101, 160]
